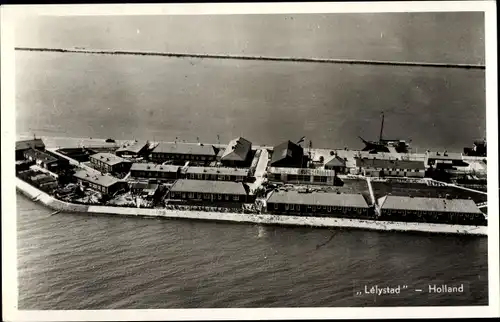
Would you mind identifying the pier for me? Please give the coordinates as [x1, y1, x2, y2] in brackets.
[15, 47, 486, 70]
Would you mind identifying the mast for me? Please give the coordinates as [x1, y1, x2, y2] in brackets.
[379, 112, 385, 143]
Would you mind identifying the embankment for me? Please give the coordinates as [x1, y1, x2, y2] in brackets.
[16, 178, 487, 236]
[15, 47, 486, 70]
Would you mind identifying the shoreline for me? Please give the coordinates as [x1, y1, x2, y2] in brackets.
[16, 178, 487, 237]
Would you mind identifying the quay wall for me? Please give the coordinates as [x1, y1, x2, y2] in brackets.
[16, 178, 487, 236]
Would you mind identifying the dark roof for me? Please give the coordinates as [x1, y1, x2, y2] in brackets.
[355, 158, 425, 170]
[131, 163, 180, 173]
[267, 191, 369, 208]
[16, 139, 45, 151]
[74, 170, 122, 187]
[90, 153, 130, 166]
[116, 140, 149, 154]
[130, 182, 148, 190]
[24, 149, 58, 163]
[152, 142, 217, 156]
[221, 137, 252, 161]
[170, 179, 247, 195]
[325, 156, 346, 167]
[270, 140, 304, 166]
[378, 196, 482, 214]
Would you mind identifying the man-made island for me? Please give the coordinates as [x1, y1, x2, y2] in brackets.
[15, 132, 488, 236]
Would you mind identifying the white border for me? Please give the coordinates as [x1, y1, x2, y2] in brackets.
[2, 1, 499, 320]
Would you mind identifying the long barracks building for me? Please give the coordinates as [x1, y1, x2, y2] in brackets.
[267, 167, 336, 185]
[378, 195, 486, 226]
[150, 142, 218, 164]
[266, 190, 372, 218]
[168, 179, 250, 203]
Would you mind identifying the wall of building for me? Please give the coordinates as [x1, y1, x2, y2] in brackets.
[169, 190, 248, 203]
[151, 152, 216, 163]
[266, 202, 372, 218]
[130, 169, 179, 180]
[267, 173, 335, 186]
[359, 167, 425, 178]
[379, 208, 486, 226]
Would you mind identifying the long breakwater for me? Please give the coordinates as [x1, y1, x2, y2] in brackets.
[15, 47, 485, 70]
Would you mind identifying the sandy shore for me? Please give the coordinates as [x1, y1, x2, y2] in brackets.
[16, 178, 487, 236]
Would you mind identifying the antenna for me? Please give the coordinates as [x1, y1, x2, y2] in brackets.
[379, 112, 385, 143]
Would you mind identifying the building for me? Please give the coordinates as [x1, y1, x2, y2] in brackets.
[129, 182, 165, 201]
[266, 191, 371, 218]
[182, 166, 250, 182]
[427, 151, 464, 168]
[378, 195, 486, 226]
[355, 158, 425, 177]
[23, 148, 68, 172]
[324, 155, 347, 173]
[115, 140, 150, 158]
[89, 153, 131, 174]
[16, 138, 45, 160]
[30, 173, 58, 190]
[267, 167, 336, 185]
[269, 140, 304, 168]
[220, 137, 252, 167]
[130, 163, 180, 180]
[74, 170, 128, 196]
[151, 142, 218, 164]
[168, 179, 249, 203]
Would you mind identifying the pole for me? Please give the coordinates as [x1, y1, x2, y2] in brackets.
[379, 112, 385, 143]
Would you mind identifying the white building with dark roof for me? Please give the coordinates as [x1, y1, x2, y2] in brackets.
[168, 179, 249, 203]
[89, 152, 131, 174]
[355, 158, 426, 177]
[182, 166, 250, 182]
[267, 167, 336, 185]
[378, 195, 486, 225]
[266, 190, 371, 218]
[16, 138, 46, 160]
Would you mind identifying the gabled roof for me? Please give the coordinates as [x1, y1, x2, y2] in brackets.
[267, 191, 369, 208]
[130, 163, 180, 173]
[355, 158, 425, 170]
[16, 139, 45, 151]
[170, 179, 247, 195]
[152, 142, 217, 156]
[270, 140, 303, 166]
[116, 140, 149, 154]
[90, 153, 129, 166]
[74, 170, 121, 187]
[325, 155, 346, 167]
[378, 196, 482, 214]
[221, 137, 252, 161]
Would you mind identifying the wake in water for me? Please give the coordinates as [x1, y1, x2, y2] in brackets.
[315, 229, 341, 250]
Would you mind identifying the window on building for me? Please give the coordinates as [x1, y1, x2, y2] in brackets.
[225, 195, 229, 201]
[182, 193, 186, 198]
[204, 193, 210, 199]
[188, 192, 194, 199]
[328, 206, 332, 212]
[290, 204, 294, 210]
[197, 193, 202, 199]
[234, 195, 239, 201]
[285, 204, 289, 210]
[274, 203, 278, 210]
[218, 194, 222, 200]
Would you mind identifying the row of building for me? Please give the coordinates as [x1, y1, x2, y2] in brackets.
[266, 190, 485, 226]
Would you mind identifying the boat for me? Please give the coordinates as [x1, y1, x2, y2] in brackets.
[105, 138, 116, 143]
[359, 112, 411, 153]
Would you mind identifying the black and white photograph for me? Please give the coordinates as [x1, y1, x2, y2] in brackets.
[2, 2, 499, 320]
